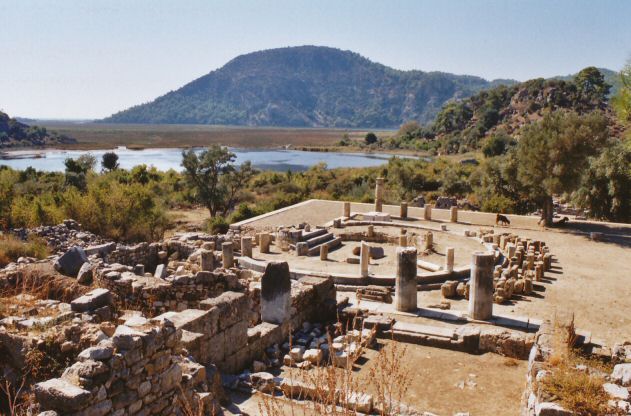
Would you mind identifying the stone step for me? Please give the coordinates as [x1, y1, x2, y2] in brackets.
[307, 237, 342, 256]
[304, 232, 335, 248]
[300, 228, 328, 241]
[392, 321, 457, 340]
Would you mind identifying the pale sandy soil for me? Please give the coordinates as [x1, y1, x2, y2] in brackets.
[237, 199, 631, 346]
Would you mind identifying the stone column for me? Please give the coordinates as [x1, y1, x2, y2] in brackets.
[423, 231, 433, 251]
[320, 244, 328, 261]
[259, 233, 271, 254]
[241, 237, 253, 258]
[261, 261, 292, 324]
[535, 263, 543, 281]
[200, 249, 214, 271]
[375, 177, 384, 212]
[445, 247, 455, 273]
[343, 202, 351, 218]
[367, 225, 374, 238]
[222, 242, 234, 268]
[399, 234, 407, 246]
[400, 202, 408, 219]
[468, 251, 495, 320]
[507, 243, 516, 259]
[360, 241, 370, 277]
[423, 204, 432, 221]
[395, 247, 418, 312]
[450, 206, 458, 223]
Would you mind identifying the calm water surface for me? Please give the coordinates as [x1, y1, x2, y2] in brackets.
[0, 147, 416, 172]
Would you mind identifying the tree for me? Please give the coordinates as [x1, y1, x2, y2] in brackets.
[575, 143, 631, 222]
[101, 152, 119, 171]
[574, 67, 611, 108]
[364, 132, 378, 145]
[482, 132, 515, 158]
[64, 154, 95, 191]
[612, 60, 631, 125]
[181, 145, 255, 217]
[515, 111, 609, 226]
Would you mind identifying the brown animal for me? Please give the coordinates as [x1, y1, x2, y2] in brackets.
[496, 213, 511, 226]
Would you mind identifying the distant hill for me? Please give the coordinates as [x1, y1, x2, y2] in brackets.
[0, 111, 76, 148]
[103, 46, 518, 128]
[422, 67, 620, 153]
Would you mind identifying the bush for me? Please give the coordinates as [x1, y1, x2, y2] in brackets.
[206, 216, 229, 234]
[0, 235, 49, 267]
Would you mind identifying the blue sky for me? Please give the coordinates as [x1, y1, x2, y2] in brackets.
[1, 0, 630, 119]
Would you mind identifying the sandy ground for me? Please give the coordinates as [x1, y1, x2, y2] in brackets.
[237, 199, 631, 346]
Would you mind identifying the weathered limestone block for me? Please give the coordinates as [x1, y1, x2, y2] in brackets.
[343, 201, 351, 218]
[259, 233, 271, 254]
[445, 247, 455, 272]
[468, 251, 494, 320]
[70, 288, 113, 313]
[54, 246, 88, 277]
[241, 237, 253, 258]
[222, 242, 234, 268]
[261, 262, 291, 324]
[395, 247, 417, 312]
[200, 249, 214, 271]
[441, 280, 459, 298]
[423, 204, 432, 221]
[34, 378, 92, 413]
[450, 206, 458, 222]
[77, 262, 94, 284]
[400, 202, 408, 219]
[296, 242, 308, 256]
[320, 244, 328, 260]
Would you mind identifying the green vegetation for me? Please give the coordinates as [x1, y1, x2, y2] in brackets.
[0, 111, 75, 148]
[101, 152, 120, 171]
[103, 46, 514, 127]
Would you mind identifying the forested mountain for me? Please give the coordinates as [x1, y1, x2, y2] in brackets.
[0, 111, 75, 148]
[103, 46, 517, 128]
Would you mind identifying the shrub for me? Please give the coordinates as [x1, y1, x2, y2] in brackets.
[206, 216, 229, 234]
[0, 235, 49, 267]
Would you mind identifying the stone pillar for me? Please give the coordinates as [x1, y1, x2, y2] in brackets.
[375, 178, 384, 212]
[535, 263, 543, 281]
[424, 204, 432, 221]
[468, 251, 495, 320]
[343, 202, 351, 218]
[259, 233, 271, 254]
[400, 202, 408, 219]
[423, 231, 433, 251]
[261, 261, 292, 324]
[241, 237, 253, 258]
[395, 247, 418, 312]
[222, 242, 234, 268]
[450, 206, 458, 223]
[445, 247, 455, 273]
[367, 225, 374, 238]
[360, 241, 370, 277]
[399, 234, 407, 246]
[526, 253, 535, 270]
[200, 249, 214, 271]
[320, 244, 328, 261]
[507, 243, 516, 259]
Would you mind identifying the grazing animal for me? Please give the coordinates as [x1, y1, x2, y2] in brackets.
[555, 216, 569, 227]
[496, 213, 511, 226]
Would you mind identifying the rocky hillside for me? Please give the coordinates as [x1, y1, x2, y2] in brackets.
[427, 67, 617, 150]
[103, 46, 516, 128]
[0, 111, 75, 148]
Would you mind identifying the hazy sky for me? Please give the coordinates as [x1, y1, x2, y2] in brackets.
[1, 0, 630, 119]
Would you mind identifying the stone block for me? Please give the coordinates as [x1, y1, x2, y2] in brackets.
[199, 291, 248, 331]
[54, 246, 88, 277]
[71, 288, 113, 313]
[224, 320, 248, 352]
[34, 378, 91, 413]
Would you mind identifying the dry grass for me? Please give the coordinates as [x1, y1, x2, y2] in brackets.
[0, 235, 48, 267]
[257, 320, 411, 416]
[540, 316, 619, 416]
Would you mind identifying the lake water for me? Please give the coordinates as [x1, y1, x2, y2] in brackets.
[0, 147, 414, 172]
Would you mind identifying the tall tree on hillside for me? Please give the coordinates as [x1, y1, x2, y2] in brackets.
[181, 145, 255, 217]
[574, 67, 611, 109]
[515, 111, 609, 226]
[612, 61, 631, 125]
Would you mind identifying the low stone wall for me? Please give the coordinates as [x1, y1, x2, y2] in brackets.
[33, 321, 207, 416]
[162, 276, 336, 374]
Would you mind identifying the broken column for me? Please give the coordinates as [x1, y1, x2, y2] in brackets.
[450, 206, 458, 223]
[375, 177, 385, 212]
[360, 241, 370, 277]
[320, 244, 328, 261]
[445, 247, 455, 273]
[399, 234, 407, 246]
[241, 236, 253, 258]
[222, 242, 234, 268]
[468, 251, 495, 320]
[296, 242, 308, 256]
[261, 261, 292, 324]
[400, 202, 408, 219]
[395, 247, 418, 312]
[200, 249, 214, 271]
[423, 204, 432, 221]
[259, 233, 271, 254]
[423, 231, 433, 251]
[367, 225, 374, 238]
[343, 202, 351, 218]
